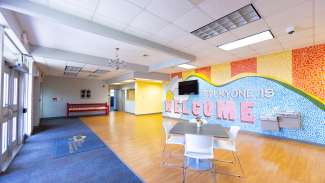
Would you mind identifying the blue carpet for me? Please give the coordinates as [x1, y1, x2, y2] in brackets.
[0, 118, 143, 183]
[54, 132, 105, 158]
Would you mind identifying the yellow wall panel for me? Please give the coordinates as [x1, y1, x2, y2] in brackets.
[257, 51, 292, 84]
[135, 80, 163, 115]
[182, 70, 195, 80]
[211, 63, 231, 84]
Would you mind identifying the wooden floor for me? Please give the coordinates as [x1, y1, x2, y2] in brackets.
[81, 112, 325, 183]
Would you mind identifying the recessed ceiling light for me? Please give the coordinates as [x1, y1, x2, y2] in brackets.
[111, 82, 122, 85]
[178, 64, 197, 69]
[218, 30, 274, 50]
[191, 4, 261, 40]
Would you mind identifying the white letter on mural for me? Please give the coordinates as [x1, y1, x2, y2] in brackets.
[165, 101, 172, 112]
[182, 100, 189, 114]
[192, 101, 200, 116]
[203, 100, 212, 117]
[217, 101, 235, 120]
[174, 100, 180, 113]
[240, 101, 255, 123]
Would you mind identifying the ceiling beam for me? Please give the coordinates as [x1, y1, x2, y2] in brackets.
[106, 71, 170, 84]
[31, 45, 149, 73]
[0, 0, 196, 63]
[0, 8, 29, 54]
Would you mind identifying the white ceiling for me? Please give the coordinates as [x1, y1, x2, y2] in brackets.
[16, 0, 325, 77]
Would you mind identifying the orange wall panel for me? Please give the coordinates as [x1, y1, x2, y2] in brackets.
[231, 57, 257, 77]
[171, 72, 182, 79]
[292, 44, 325, 100]
[195, 66, 211, 79]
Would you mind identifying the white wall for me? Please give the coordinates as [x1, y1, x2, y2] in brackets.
[41, 76, 108, 118]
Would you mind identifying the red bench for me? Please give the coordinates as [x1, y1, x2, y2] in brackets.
[66, 103, 109, 117]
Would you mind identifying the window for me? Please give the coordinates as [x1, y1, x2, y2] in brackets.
[2, 122, 8, 154]
[13, 77, 18, 105]
[12, 117, 17, 142]
[3, 72, 9, 107]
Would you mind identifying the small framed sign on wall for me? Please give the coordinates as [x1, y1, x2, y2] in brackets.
[81, 89, 91, 99]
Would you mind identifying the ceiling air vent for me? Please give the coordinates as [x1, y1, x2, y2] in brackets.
[64, 66, 82, 73]
[191, 4, 261, 40]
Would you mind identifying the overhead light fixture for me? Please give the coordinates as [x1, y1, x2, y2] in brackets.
[107, 48, 126, 70]
[178, 64, 197, 69]
[111, 82, 122, 85]
[218, 30, 274, 50]
[191, 4, 261, 40]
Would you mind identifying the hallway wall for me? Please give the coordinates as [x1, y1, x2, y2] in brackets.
[41, 76, 108, 118]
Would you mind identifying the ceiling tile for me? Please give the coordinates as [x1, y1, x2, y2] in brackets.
[94, 0, 143, 25]
[29, 0, 49, 6]
[49, 0, 99, 20]
[277, 30, 314, 50]
[155, 25, 188, 42]
[130, 11, 169, 34]
[230, 20, 269, 38]
[189, 0, 206, 6]
[146, 0, 194, 22]
[167, 34, 202, 49]
[263, 1, 313, 38]
[251, 39, 284, 56]
[92, 15, 128, 30]
[206, 31, 239, 46]
[83, 64, 99, 72]
[199, 0, 250, 19]
[174, 8, 213, 32]
[127, 0, 151, 8]
[253, 0, 308, 18]
[228, 47, 257, 59]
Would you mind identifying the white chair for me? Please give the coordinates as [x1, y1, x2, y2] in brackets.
[162, 120, 185, 166]
[213, 126, 244, 177]
[183, 134, 215, 183]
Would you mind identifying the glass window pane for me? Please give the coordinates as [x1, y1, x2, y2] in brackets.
[12, 117, 17, 142]
[2, 122, 8, 154]
[13, 77, 18, 105]
[3, 72, 9, 107]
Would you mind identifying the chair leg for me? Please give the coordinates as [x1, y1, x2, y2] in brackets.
[182, 157, 187, 183]
[214, 152, 243, 178]
[210, 161, 216, 183]
[234, 152, 244, 177]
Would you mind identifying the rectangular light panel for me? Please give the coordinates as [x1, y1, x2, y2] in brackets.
[191, 4, 261, 40]
[218, 30, 274, 50]
[178, 64, 197, 69]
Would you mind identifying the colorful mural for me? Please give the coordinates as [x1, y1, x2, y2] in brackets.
[165, 44, 325, 145]
[292, 44, 325, 101]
